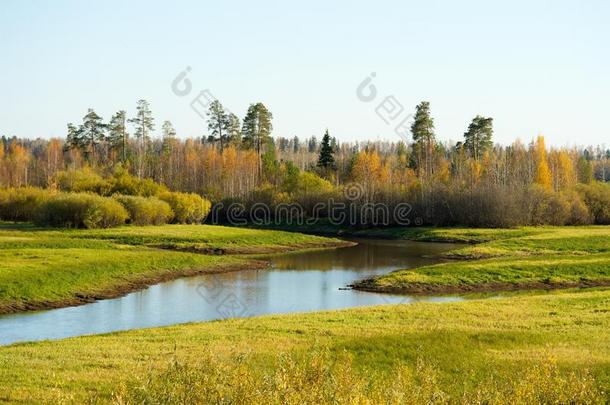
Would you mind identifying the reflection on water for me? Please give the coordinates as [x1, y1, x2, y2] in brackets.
[0, 239, 464, 345]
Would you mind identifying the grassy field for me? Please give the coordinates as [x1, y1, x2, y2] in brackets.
[0, 223, 344, 314]
[356, 226, 610, 294]
[0, 288, 609, 403]
[2, 225, 610, 403]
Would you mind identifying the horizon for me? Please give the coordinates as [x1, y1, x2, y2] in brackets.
[1, 0, 609, 147]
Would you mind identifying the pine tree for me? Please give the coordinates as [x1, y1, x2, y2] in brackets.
[206, 100, 230, 151]
[241, 103, 273, 176]
[464, 115, 493, 161]
[128, 99, 155, 178]
[161, 120, 177, 154]
[66, 123, 84, 151]
[81, 108, 105, 161]
[107, 111, 128, 162]
[226, 113, 241, 146]
[317, 129, 336, 171]
[242, 103, 273, 152]
[410, 101, 436, 178]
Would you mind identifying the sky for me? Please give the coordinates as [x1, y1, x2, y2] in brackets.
[1, 0, 608, 147]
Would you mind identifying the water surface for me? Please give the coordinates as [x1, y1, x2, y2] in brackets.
[0, 239, 464, 345]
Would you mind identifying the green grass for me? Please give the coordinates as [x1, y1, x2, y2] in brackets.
[1, 288, 609, 403]
[0, 223, 343, 314]
[360, 226, 610, 293]
[67, 224, 340, 253]
[3, 224, 610, 402]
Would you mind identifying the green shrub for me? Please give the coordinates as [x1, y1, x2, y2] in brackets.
[35, 193, 128, 228]
[108, 167, 168, 197]
[0, 187, 54, 222]
[115, 195, 174, 226]
[54, 168, 110, 194]
[292, 171, 334, 196]
[159, 191, 212, 224]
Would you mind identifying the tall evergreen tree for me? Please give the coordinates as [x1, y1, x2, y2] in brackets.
[226, 113, 242, 146]
[107, 110, 128, 162]
[206, 100, 230, 151]
[410, 101, 436, 178]
[66, 122, 84, 151]
[242, 103, 273, 150]
[317, 129, 336, 171]
[241, 103, 273, 177]
[81, 108, 105, 161]
[464, 115, 493, 160]
[128, 99, 155, 177]
[161, 120, 177, 154]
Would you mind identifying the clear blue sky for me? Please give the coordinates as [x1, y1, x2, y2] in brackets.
[1, 0, 608, 147]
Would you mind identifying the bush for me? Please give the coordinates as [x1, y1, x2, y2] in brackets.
[35, 193, 128, 229]
[291, 172, 334, 196]
[576, 182, 610, 224]
[159, 192, 212, 224]
[107, 166, 168, 197]
[54, 168, 110, 194]
[441, 185, 526, 228]
[0, 187, 54, 222]
[115, 195, 174, 226]
[563, 191, 592, 225]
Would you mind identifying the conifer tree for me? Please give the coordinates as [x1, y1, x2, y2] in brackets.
[128, 99, 155, 177]
[317, 129, 336, 171]
[464, 115, 493, 161]
[206, 100, 229, 151]
[107, 110, 128, 162]
[81, 108, 105, 161]
[410, 101, 436, 179]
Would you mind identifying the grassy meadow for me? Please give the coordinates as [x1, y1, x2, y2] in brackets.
[356, 226, 610, 294]
[1, 224, 610, 403]
[0, 288, 609, 403]
[0, 223, 343, 314]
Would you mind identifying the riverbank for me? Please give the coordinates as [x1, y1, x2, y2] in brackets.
[352, 226, 610, 294]
[0, 223, 347, 315]
[1, 287, 609, 403]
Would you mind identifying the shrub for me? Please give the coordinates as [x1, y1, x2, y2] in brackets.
[115, 195, 174, 226]
[159, 191, 212, 224]
[0, 187, 54, 222]
[576, 182, 610, 224]
[54, 168, 110, 194]
[442, 185, 526, 228]
[35, 193, 128, 228]
[563, 191, 592, 225]
[108, 167, 168, 197]
[292, 171, 334, 196]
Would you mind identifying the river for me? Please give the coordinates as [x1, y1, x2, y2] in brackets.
[0, 239, 464, 345]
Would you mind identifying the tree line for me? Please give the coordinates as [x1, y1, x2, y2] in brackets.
[1, 99, 609, 227]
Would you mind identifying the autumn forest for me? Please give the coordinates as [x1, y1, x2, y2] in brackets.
[1, 99, 609, 228]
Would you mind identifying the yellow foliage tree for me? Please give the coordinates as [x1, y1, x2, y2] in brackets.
[534, 136, 552, 191]
[6, 140, 30, 187]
